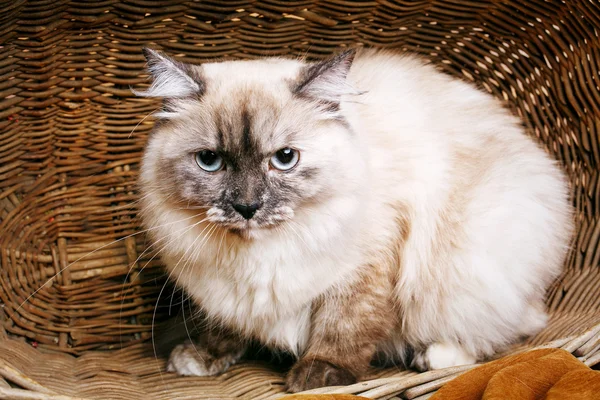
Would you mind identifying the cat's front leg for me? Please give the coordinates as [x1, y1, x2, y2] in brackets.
[411, 342, 477, 372]
[167, 327, 247, 377]
[286, 266, 396, 392]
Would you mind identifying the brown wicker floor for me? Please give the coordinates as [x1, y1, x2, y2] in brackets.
[1, 309, 599, 399]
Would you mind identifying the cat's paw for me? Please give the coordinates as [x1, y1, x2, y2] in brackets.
[286, 358, 356, 393]
[411, 342, 476, 372]
[167, 341, 242, 376]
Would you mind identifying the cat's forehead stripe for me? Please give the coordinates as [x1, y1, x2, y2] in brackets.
[212, 101, 264, 167]
[241, 110, 252, 153]
[210, 89, 285, 160]
[215, 111, 225, 150]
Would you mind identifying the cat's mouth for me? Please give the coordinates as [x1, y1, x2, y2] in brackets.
[206, 206, 295, 235]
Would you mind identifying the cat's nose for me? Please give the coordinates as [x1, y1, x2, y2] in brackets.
[232, 203, 261, 220]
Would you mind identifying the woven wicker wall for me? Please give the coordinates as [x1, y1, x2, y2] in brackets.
[0, 0, 599, 365]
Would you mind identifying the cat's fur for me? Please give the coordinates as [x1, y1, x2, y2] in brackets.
[136, 47, 574, 392]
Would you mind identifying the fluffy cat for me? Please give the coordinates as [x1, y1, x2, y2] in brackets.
[135, 47, 574, 392]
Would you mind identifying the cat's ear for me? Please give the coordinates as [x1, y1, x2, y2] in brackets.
[294, 49, 361, 105]
[133, 48, 204, 98]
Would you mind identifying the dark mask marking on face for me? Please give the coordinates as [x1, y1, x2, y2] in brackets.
[299, 167, 318, 181]
[215, 112, 225, 150]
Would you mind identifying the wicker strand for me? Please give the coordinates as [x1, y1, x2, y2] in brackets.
[0, 388, 91, 400]
[0, 362, 56, 395]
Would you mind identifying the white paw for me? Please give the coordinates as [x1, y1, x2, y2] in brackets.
[167, 342, 237, 376]
[424, 342, 476, 370]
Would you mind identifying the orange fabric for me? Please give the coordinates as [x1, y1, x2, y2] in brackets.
[432, 348, 600, 400]
[280, 349, 600, 400]
[482, 351, 587, 399]
[545, 369, 600, 400]
[432, 348, 559, 400]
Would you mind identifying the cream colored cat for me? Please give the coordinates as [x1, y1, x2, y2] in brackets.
[135, 47, 574, 392]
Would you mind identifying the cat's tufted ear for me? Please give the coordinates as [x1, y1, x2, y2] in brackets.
[294, 49, 361, 105]
[133, 48, 204, 98]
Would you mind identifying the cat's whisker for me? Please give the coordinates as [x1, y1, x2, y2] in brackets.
[175, 224, 215, 313]
[123, 216, 212, 325]
[179, 224, 219, 360]
[119, 215, 212, 340]
[128, 106, 161, 138]
[162, 220, 215, 313]
[149, 217, 215, 366]
[214, 228, 227, 281]
[151, 266, 180, 375]
[12, 212, 209, 317]
[171, 206, 212, 211]
[121, 214, 211, 287]
[160, 220, 219, 343]
[180, 298, 201, 361]
[160, 225, 218, 353]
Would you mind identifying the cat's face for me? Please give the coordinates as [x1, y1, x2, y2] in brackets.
[138, 49, 364, 237]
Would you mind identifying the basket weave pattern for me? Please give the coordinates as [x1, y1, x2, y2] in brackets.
[0, 1, 599, 398]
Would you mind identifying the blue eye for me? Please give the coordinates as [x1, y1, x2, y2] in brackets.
[270, 148, 299, 171]
[195, 150, 223, 172]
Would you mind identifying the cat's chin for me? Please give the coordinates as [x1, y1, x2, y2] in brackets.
[229, 227, 265, 240]
[227, 220, 285, 240]
[218, 219, 285, 240]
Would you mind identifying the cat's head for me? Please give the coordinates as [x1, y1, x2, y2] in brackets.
[136, 48, 366, 238]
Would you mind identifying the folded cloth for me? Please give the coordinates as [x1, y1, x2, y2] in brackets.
[545, 369, 600, 400]
[431, 348, 600, 400]
[280, 348, 600, 400]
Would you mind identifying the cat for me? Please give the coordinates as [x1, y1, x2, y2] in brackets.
[134, 47, 574, 392]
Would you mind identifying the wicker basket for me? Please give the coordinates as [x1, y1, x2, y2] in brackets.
[1, 1, 599, 399]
